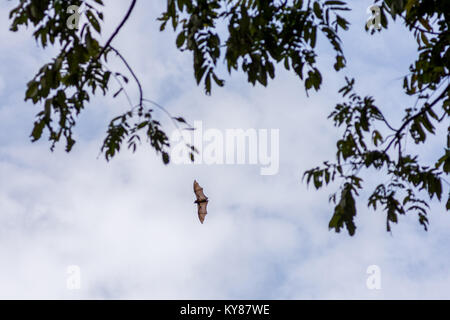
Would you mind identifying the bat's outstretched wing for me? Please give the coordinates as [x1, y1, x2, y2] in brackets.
[197, 201, 208, 224]
[193, 180, 208, 224]
[193, 180, 208, 202]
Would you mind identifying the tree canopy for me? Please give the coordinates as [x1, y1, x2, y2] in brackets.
[8, 0, 449, 235]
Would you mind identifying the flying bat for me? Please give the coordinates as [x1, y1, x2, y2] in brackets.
[193, 180, 208, 224]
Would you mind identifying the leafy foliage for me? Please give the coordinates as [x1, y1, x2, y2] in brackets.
[304, 0, 449, 235]
[9, 0, 189, 163]
[159, 0, 350, 94]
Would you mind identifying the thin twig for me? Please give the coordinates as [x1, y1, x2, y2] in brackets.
[143, 98, 193, 131]
[109, 46, 143, 107]
[96, 0, 137, 59]
[384, 84, 449, 153]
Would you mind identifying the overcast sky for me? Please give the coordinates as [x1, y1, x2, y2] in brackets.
[0, 1, 449, 299]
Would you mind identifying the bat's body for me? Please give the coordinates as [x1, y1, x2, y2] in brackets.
[193, 180, 208, 224]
